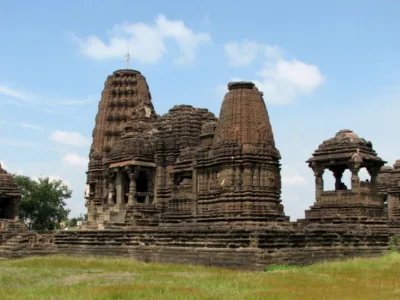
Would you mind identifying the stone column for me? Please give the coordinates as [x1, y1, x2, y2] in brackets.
[127, 169, 136, 206]
[107, 171, 116, 205]
[349, 165, 360, 192]
[311, 164, 324, 202]
[13, 198, 19, 220]
[332, 168, 345, 190]
[367, 165, 380, 195]
[115, 169, 123, 205]
[102, 178, 108, 201]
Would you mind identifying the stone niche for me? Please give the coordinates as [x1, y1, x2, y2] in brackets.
[304, 129, 386, 221]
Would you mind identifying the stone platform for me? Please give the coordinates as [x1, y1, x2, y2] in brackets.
[0, 221, 392, 270]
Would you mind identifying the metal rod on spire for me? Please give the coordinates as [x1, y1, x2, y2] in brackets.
[124, 44, 130, 69]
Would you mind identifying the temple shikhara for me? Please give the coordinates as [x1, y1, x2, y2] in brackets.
[1, 68, 399, 269]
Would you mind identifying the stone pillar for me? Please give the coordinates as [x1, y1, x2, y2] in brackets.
[107, 171, 116, 205]
[312, 165, 324, 202]
[367, 165, 380, 196]
[115, 169, 123, 205]
[13, 198, 19, 220]
[332, 168, 345, 190]
[102, 178, 108, 201]
[127, 169, 136, 206]
[350, 165, 360, 192]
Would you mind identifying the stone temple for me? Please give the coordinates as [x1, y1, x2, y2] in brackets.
[85, 72, 287, 229]
[1, 68, 399, 269]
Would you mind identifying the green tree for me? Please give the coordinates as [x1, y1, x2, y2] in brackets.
[69, 217, 78, 227]
[13, 175, 72, 230]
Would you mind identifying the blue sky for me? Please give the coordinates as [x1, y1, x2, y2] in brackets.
[1, 1, 400, 219]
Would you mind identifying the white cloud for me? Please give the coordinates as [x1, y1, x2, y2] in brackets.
[72, 14, 211, 65]
[224, 40, 281, 66]
[254, 59, 325, 105]
[50, 131, 90, 147]
[222, 40, 325, 105]
[20, 122, 43, 131]
[224, 40, 262, 66]
[0, 85, 29, 100]
[61, 153, 89, 167]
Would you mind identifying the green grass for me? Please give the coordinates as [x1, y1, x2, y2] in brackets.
[1, 252, 400, 299]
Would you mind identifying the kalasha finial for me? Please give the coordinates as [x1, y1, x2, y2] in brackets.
[124, 44, 131, 69]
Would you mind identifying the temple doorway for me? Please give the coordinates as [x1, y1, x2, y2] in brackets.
[136, 171, 148, 203]
[0, 198, 14, 219]
[123, 172, 130, 204]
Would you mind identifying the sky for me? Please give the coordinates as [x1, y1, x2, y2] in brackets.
[1, 1, 400, 220]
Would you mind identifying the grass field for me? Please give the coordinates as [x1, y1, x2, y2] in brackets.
[1, 252, 399, 300]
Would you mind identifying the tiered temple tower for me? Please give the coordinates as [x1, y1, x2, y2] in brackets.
[196, 82, 287, 224]
[86, 69, 156, 223]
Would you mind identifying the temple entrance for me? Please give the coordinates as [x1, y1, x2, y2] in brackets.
[123, 172, 130, 204]
[0, 198, 14, 219]
[136, 171, 148, 203]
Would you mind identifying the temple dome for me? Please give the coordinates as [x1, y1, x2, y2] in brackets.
[0, 163, 21, 198]
[308, 129, 384, 164]
[107, 132, 158, 164]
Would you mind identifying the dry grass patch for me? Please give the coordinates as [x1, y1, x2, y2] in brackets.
[0, 252, 399, 299]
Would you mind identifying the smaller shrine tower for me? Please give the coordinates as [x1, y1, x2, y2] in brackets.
[305, 129, 386, 221]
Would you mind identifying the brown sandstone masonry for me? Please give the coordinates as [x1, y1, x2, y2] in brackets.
[1, 68, 400, 269]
